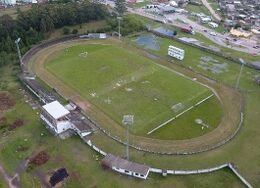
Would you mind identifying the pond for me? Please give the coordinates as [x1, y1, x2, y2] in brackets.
[135, 34, 160, 51]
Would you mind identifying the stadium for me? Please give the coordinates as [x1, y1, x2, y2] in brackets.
[24, 36, 242, 154]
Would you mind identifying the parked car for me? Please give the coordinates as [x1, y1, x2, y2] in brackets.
[210, 32, 217, 36]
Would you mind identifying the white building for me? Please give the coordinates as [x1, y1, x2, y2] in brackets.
[102, 154, 150, 179]
[168, 45, 185, 60]
[208, 22, 219, 28]
[169, 0, 178, 7]
[3, 0, 16, 5]
[40, 101, 72, 134]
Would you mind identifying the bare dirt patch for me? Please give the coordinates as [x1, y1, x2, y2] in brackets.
[0, 117, 7, 124]
[8, 119, 24, 131]
[29, 150, 50, 166]
[0, 92, 15, 112]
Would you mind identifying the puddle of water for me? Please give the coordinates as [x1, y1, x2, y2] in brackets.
[252, 61, 260, 69]
[135, 35, 160, 51]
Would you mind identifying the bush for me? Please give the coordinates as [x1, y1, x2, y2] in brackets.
[72, 29, 78, 34]
[63, 27, 70, 35]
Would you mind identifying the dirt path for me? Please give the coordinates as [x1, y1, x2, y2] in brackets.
[0, 163, 19, 188]
[201, 0, 221, 21]
[0, 159, 30, 188]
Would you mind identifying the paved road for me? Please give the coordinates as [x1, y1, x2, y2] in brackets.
[132, 8, 260, 55]
[201, 0, 221, 21]
[103, 0, 260, 56]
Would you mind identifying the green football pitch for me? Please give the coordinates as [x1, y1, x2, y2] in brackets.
[44, 42, 222, 139]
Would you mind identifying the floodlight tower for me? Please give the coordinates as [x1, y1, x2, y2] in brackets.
[117, 16, 123, 40]
[15, 38, 22, 66]
[236, 58, 245, 90]
[122, 115, 134, 160]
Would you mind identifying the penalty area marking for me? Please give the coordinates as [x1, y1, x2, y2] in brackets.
[147, 94, 214, 135]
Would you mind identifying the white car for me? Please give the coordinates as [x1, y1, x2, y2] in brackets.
[210, 32, 217, 36]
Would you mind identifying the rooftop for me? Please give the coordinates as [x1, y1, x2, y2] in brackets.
[102, 154, 150, 175]
[42, 101, 70, 120]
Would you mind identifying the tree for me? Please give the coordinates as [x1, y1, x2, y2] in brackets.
[72, 29, 78, 34]
[63, 27, 70, 35]
[115, 0, 127, 16]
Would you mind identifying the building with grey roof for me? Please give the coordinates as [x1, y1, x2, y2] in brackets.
[102, 154, 150, 179]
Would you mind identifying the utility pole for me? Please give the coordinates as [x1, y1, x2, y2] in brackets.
[236, 58, 245, 89]
[122, 115, 134, 160]
[117, 16, 122, 40]
[15, 38, 22, 66]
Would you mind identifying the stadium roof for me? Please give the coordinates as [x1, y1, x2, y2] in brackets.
[43, 101, 70, 120]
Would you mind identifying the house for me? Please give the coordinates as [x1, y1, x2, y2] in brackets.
[168, 45, 185, 60]
[102, 154, 150, 179]
[40, 101, 72, 135]
[3, 0, 16, 5]
[230, 28, 252, 38]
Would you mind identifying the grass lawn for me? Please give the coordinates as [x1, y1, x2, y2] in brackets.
[44, 42, 222, 139]
[128, 1, 151, 8]
[48, 20, 108, 39]
[128, 33, 241, 85]
[151, 96, 222, 139]
[185, 4, 209, 15]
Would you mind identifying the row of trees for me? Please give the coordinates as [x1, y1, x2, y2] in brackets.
[0, 0, 145, 67]
[106, 15, 144, 35]
[0, 1, 108, 67]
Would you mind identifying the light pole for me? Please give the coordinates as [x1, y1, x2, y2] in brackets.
[15, 38, 22, 66]
[122, 115, 134, 160]
[117, 16, 123, 40]
[235, 58, 245, 89]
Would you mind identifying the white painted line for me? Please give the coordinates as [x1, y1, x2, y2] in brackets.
[194, 94, 214, 106]
[147, 94, 214, 135]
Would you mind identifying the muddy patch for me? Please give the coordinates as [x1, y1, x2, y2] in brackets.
[198, 56, 229, 74]
[29, 150, 50, 166]
[0, 92, 15, 112]
[8, 119, 24, 131]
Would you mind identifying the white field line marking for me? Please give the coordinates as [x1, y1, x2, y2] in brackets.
[194, 94, 214, 106]
[148, 60, 221, 102]
[147, 94, 214, 135]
